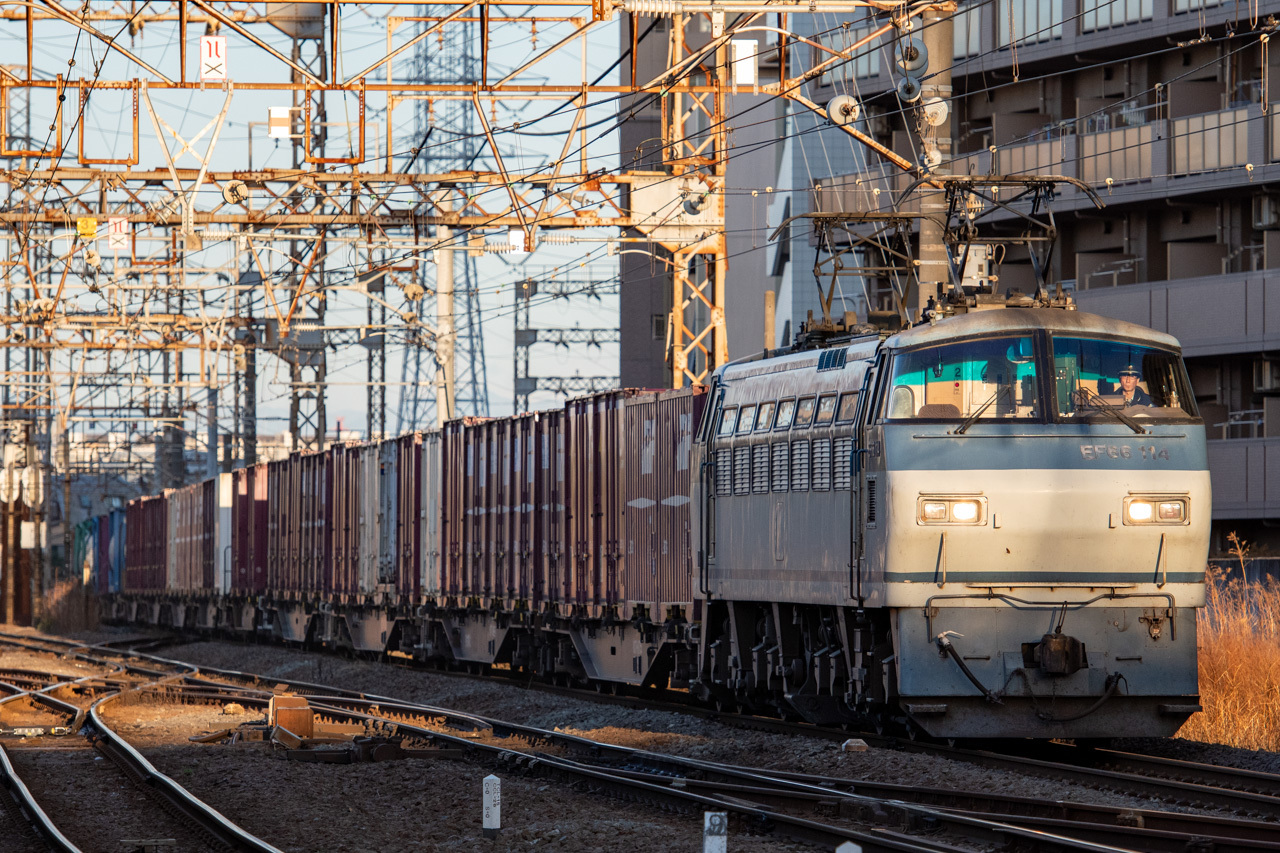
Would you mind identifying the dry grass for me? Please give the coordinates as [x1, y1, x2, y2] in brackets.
[1177, 564, 1280, 750]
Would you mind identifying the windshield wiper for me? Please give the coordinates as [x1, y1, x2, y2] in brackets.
[1079, 390, 1147, 435]
[953, 388, 1006, 435]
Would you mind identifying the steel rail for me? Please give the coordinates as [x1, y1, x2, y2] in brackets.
[9, 632, 1280, 832]
[0, 646, 281, 853]
[86, 691, 285, 853]
[0, 743, 79, 852]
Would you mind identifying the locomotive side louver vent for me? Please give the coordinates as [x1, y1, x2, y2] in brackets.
[812, 439, 832, 491]
[834, 437, 853, 490]
[791, 440, 811, 491]
[771, 442, 789, 492]
[734, 446, 751, 495]
[817, 348, 849, 372]
[866, 478, 877, 526]
[752, 445, 770, 493]
[715, 450, 732, 496]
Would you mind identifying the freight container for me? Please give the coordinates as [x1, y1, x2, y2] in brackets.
[232, 465, 269, 593]
[125, 494, 167, 592]
[378, 439, 399, 589]
[95, 515, 110, 593]
[509, 411, 564, 608]
[356, 443, 380, 594]
[327, 443, 358, 596]
[441, 417, 491, 602]
[485, 419, 513, 604]
[532, 410, 565, 608]
[622, 387, 707, 615]
[566, 391, 636, 612]
[300, 452, 327, 593]
[268, 452, 327, 594]
[419, 430, 442, 598]
[105, 509, 125, 594]
[510, 415, 535, 604]
[394, 433, 425, 599]
[165, 479, 216, 593]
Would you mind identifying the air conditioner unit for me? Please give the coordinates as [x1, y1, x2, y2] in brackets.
[1254, 195, 1280, 230]
[1254, 359, 1280, 392]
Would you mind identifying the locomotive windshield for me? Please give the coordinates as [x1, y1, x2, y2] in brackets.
[1051, 336, 1199, 421]
[885, 335, 1041, 421]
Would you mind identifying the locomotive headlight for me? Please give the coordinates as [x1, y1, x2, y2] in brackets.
[922, 501, 948, 521]
[1126, 500, 1154, 523]
[917, 495, 987, 525]
[1123, 495, 1189, 525]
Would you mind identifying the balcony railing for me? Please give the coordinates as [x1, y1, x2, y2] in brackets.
[1172, 108, 1249, 175]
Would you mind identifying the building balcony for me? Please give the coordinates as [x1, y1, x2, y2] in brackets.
[1074, 268, 1280, 359]
[1208, 437, 1280, 519]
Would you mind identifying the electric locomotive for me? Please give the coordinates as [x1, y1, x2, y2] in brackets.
[693, 301, 1208, 738]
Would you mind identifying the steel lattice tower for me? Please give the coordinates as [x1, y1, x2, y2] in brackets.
[398, 9, 490, 430]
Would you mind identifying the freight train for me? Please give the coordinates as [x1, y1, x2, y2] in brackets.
[89, 301, 1209, 740]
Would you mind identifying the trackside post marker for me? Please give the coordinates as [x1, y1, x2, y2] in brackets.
[836, 843, 864, 853]
[704, 812, 727, 853]
[482, 774, 501, 838]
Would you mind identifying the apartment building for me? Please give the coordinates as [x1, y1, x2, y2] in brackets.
[791, 1, 1280, 551]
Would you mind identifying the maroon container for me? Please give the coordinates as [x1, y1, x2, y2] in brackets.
[623, 387, 707, 613]
[517, 409, 563, 604]
[441, 417, 494, 601]
[566, 390, 636, 611]
[232, 465, 269, 594]
[395, 433, 423, 600]
[326, 443, 362, 596]
[125, 494, 167, 592]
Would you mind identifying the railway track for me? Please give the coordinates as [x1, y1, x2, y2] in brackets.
[5, 630, 1280, 853]
[0, 652, 283, 853]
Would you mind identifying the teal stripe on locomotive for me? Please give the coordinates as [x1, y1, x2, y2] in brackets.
[882, 422, 1207, 471]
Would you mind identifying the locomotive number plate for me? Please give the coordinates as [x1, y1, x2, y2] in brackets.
[1079, 444, 1170, 461]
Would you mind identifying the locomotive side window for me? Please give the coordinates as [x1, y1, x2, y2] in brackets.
[814, 394, 838, 425]
[1051, 336, 1200, 421]
[885, 336, 1041, 421]
[718, 407, 739, 437]
[775, 398, 797, 429]
[755, 401, 777, 431]
[737, 404, 757, 434]
[835, 392, 858, 423]
[794, 396, 817, 428]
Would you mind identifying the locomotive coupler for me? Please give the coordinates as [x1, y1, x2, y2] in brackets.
[1030, 632, 1086, 676]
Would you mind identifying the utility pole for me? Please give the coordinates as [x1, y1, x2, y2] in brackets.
[207, 380, 218, 479]
[435, 207, 456, 428]
[915, 6, 954, 316]
[62, 428, 70, 585]
[3, 447, 12, 624]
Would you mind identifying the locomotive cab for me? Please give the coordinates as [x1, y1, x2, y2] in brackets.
[865, 309, 1208, 738]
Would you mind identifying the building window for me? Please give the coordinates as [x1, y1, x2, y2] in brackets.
[997, 0, 1063, 47]
[651, 314, 665, 341]
[1174, 0, 1221, 11]
[815, 26, 880, 87]
[1082, 0, 1152, 32]
[953, 2, 981, 58]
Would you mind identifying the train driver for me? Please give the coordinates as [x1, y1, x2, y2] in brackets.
[1117, 364, 1152, 408]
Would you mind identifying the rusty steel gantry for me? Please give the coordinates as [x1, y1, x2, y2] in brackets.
[0, 0, 951, 600]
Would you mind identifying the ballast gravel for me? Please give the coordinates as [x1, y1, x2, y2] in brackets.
[5, 626, 1278, 852]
